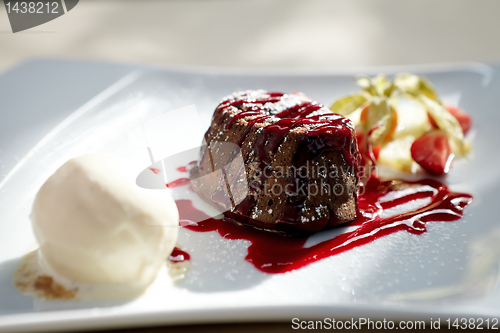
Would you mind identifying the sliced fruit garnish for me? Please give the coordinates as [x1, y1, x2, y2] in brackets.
[383, 108, 398, 143]
[330, 73, 471, 176]
[372, 145, 381, 160]
[393, 73, 439, 101]
[415, 95, 466, 156]
[410, 131, 454, 175]
[329, 93, 368, 116]
[378, 135, 417, 173]
[359, 104, 369, 124]
[391, 97, 430, 140]
[360, 103, 398, 144]
[428, 103, 472, 135]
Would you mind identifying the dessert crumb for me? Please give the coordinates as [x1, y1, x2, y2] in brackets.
[14, 251, 77, 300]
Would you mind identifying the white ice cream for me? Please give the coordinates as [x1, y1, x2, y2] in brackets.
[30, 154, 178, 297]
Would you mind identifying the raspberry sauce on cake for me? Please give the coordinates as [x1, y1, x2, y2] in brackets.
[190, 90, 359, 233]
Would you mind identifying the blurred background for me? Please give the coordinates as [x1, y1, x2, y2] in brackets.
[1, 0, 500, 72]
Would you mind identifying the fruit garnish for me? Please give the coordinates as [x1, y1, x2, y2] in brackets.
[330, 73, 470, 175]
[429, 103, 472, 135]
[372, 144, 381, 160]
[378, 134, 417, 173]
[410, 131, 454, 175]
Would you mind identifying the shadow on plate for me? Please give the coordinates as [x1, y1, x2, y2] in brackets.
[174, 228, 271, 293]
[0, 257, 134, 314]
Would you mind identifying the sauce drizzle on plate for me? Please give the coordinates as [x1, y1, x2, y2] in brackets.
[174, 175, 472, 274]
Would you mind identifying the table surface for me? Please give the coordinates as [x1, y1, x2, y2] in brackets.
[1, 0, 500, 73]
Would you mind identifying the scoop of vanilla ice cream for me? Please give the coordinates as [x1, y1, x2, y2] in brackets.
[30, 154, 178, 290]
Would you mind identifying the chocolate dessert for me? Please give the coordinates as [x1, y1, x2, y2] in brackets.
[191, 90, 359, 233]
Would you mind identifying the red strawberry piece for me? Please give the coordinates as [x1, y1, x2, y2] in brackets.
[444, 103, 472, 134]
[372, 145, 381, 161]
[410, 131, 454, 175]
[428, 104, 472, 135]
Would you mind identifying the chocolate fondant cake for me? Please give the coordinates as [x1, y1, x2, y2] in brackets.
[191, 90, 360, 233]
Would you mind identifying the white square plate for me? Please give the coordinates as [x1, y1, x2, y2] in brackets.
[1, 63, 499, 332]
